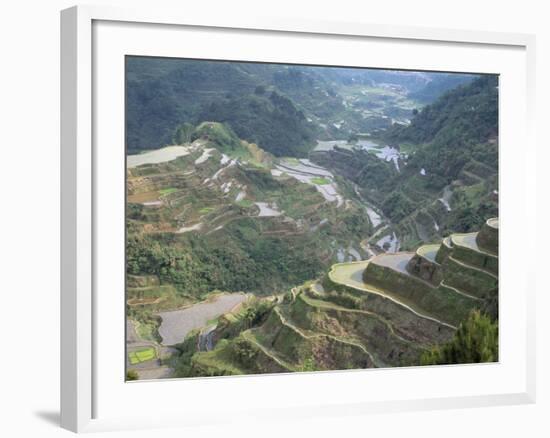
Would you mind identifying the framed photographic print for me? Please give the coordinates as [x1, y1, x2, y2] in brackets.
[61, 5, 536, 433]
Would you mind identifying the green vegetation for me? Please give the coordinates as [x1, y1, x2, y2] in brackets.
[381, 192, 416, 223]
[421, 310, 498, 365]
[235, 199, 254, 208]
[198, 91, 316, 157]
[326, 220, 498, 362]
[127, 307, 162, 343]
[126, 221, 326, 298]
[128, 347, 157, 365]
[172, 330, 202, 377]
[173, 297, 279, 377]
[198, 207, 215, 214]
[126, 58, 499, 379]
[172, 122, 194, 144]
[134, 318, 161, 342]
[386, 76, 498, 147]
[126, 57, 477, 153]
[192, 122, 243, 153]
[126, 141, 373, 300]
[311, 177, 330, 185]
[408, 74, 476, 104]
[126, 58, 262, 152]
[159, 188, 178, 196]
[310, 75, 498, 243]
[126, 370, 139, 381]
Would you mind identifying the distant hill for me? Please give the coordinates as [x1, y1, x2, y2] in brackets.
[126, 57, 476, 155]
[126, 58, 262, 152]
[385, 75, 498, 147]
[198, 91, 317, 157]
[408, 73, 477, 104]
[311, 75, 498, 248]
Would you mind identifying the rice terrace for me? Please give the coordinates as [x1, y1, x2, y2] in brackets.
[125, 57, 499, 380]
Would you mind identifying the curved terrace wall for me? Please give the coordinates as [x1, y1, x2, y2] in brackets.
[451, 240, 498, 276]
[441, 256, 498, 299]
[293, 294, 420, 367]
[406, 250, 442, 285]
[358, 292, 455, 345]
[324, 268, 455, 345]
[476, 218, 499, 254]
[363, 262, 433, 301]
[362, 261, 474, 326]
[435, 237, 453, 264]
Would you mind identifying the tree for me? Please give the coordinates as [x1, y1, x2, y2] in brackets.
[421, 310, 498, 365]
[172, 122, 194, 145]
[126, 370, 139, 381]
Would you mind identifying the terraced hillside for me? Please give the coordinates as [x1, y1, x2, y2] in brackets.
[126, 57, 476, 154]
[126, 122, 390, 378]
[125, 60, 499, 380]
[126, 122, 377, 299]
[310, 76, 499, 251]
[168, 219, 498, 376]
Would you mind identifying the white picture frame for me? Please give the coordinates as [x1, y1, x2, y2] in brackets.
[61, 4, 537, 433]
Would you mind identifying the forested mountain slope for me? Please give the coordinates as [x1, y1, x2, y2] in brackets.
[407, 73, 477, 104]
[311, 75, 498, 249]
[198, 90, 317, 157]
[125, 60, 498, 380]
[126, 57, 476, 155]
[386, 75, 498, 147]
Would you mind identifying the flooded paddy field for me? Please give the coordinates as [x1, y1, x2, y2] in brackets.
[157, 293, 248, 346]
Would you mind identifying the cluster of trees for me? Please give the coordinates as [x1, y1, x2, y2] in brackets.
[366, 75, 498, 227]
[443, 200, 498, 234]
[172, 122, 194, 145]
[198, 91, 316, 157]
[172, 298, 276, 377]
[380, 191, 416, 223]
[126, 58, 321, 155]
[190, 121, 243, 153]
[421, 310, 498, 365]
[126, 57, 260, 152]
[384, 75, 498, 190]
[126, 220, 325, 299]
[387, 75, 498, 147]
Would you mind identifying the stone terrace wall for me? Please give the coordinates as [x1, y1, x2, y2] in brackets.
[406, 253, 442, 285]
[476, 219, 499, 254]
